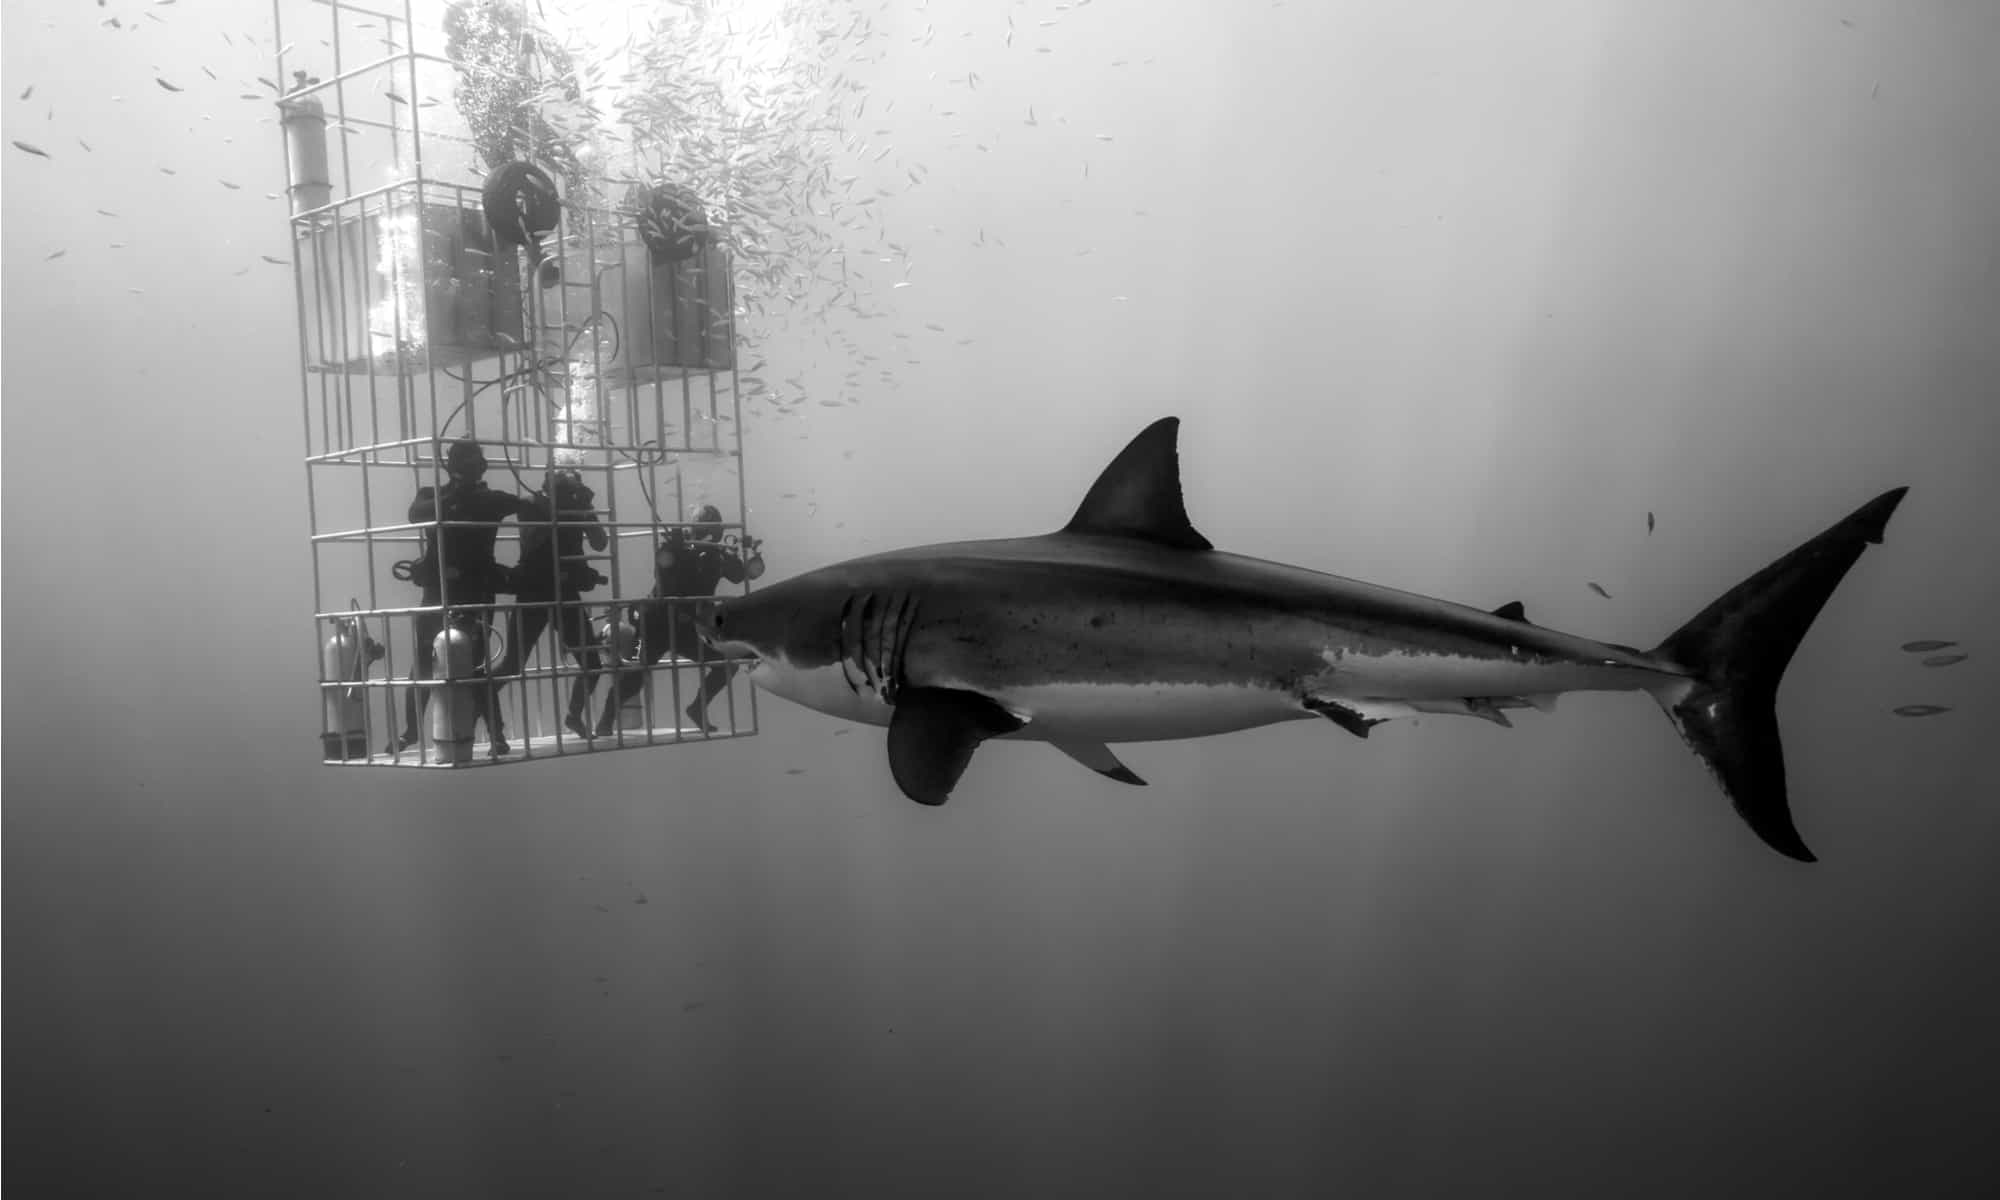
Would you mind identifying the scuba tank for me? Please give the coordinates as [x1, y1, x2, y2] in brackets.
[279, 72, 331, 217]
[428, 619, 486, 764]
[321, 610, 384, 760]
[597, 607, 652, 731]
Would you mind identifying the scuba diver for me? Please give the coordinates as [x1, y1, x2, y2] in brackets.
[490, 467, 609, 740]
[390, 437, 528, 757]
[599, 505, 763, 736]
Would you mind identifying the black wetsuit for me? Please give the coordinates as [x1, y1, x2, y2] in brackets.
[395, 478, 527, 749]
[599, 533, 749, 734]
[492, 491, 608, 727]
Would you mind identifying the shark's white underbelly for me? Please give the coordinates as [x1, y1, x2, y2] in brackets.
[756, 660, 1308, 742]
[985, 680, 1310, 742]
[1318, 648, 1646, 701]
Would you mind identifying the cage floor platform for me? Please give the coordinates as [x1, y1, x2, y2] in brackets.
[322, 719, 755, 768]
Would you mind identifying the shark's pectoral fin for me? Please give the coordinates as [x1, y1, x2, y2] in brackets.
[1304, 697, 1388, 739]
[1049, 739, 1147, 786]
[887, 687, 1027, 806]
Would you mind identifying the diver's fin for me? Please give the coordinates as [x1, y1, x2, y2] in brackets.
[1304, 697, 1387, 739]
[887, 687, 1027, 806]
[1049, 739, 1147, 786]
[1491, 600, 1531, 623]
[1646, 486, 1908, 862]
[1061, 417, 1214, 550]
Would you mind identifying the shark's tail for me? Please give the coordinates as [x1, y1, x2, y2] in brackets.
[1643, 487, 1909, 862]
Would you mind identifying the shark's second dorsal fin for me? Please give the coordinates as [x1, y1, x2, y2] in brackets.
[1061, 417, 1214, 550]
[1492, 601, 1531, 623]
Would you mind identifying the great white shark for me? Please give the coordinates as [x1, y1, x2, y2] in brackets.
[695, 418, 1906, 862]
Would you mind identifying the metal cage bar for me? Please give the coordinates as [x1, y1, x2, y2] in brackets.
[283, 0, 760, 768]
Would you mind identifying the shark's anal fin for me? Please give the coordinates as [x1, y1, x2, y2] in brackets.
[1304, 697, 1385, 739]
[887, 687, 1027, 806]
[1049, 739, 1147, 786]
[1061, 417, 1214, 551]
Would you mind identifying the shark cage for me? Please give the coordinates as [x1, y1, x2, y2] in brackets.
[279, 0, 762, 767]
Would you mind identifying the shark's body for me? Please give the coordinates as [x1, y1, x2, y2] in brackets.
[700, 418, 1906, 861]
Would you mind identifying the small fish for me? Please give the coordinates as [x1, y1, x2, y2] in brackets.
[159, 166, 176, 175]
[260, 254, 288, 264]
[11, 139, 50, 158]
[1921, 653, 1968, 668]
[1646, 511, 1655, 534]
[96, 208, 118, 217]
[1900, 640, 1957, 653]
[219, 179, 240, 189]
[76, 138, 90, 152]
[45, 249, 66, 260]
[680, 1001, 706, 1013]
[1892, 704, 1951, 718]
[785, 768, 805, 775]
[156, 78, 184, 93]
[19, 85, 32, 101]
[1587, 582, 1613, 599]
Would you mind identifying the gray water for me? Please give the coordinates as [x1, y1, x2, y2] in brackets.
[6, 1, 1998, 1197]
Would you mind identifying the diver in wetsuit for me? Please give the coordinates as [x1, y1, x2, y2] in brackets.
[490, 467, 609, 739]
[390, 437, 527, 756]
[598, 505, 760, 736]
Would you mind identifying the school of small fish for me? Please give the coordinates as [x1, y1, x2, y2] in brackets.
[14, 0, 1136, 420]
[1893, 639, 1968, 719]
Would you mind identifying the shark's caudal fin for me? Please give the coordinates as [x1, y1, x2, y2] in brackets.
[1646, 487, 1908, 862]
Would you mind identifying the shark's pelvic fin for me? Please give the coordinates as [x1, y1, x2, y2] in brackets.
[1049, 739, 1148, 786]
[887, 687, 1027, 806]
[1304, 697, 1387, 739]
[1061, 416, 1214, 551]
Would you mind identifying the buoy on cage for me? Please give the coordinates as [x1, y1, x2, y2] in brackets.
[482, 161, 562, 289]
[633, 181, 711, 263]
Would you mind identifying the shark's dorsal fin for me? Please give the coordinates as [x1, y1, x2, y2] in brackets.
[1061, 417, 1214, 551]
[1492, 601, 1531, 623]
